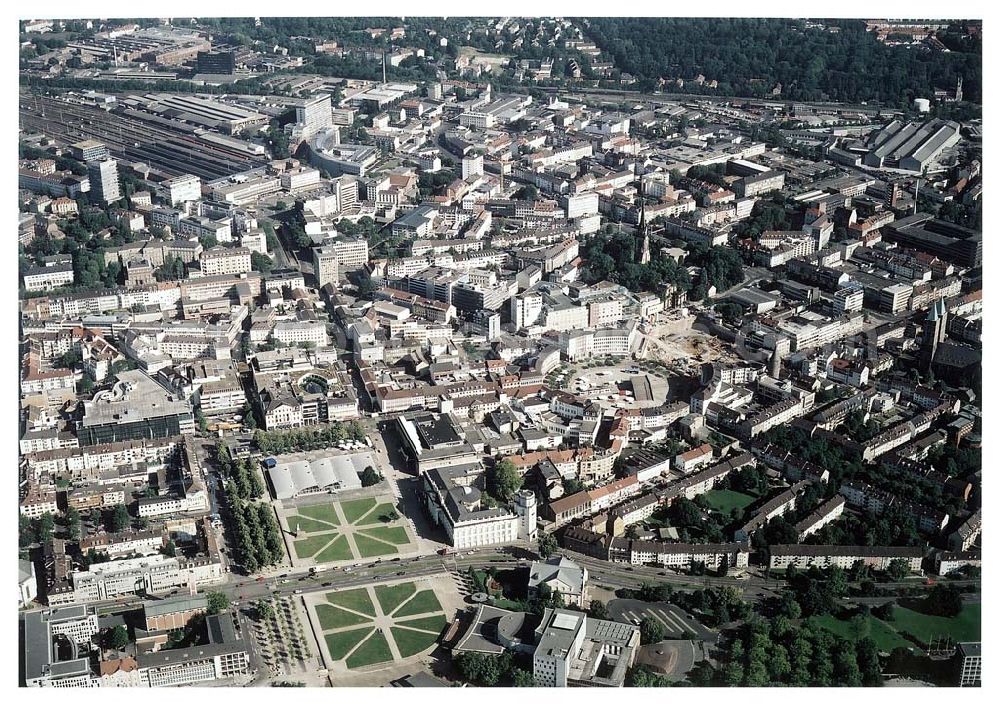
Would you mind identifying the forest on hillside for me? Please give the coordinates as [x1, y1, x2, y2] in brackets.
[583, 18, 981, 105]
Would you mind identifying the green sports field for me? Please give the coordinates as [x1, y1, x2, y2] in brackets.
[702, 489, 758, 515]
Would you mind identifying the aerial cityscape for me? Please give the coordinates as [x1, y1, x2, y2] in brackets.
[16, 15, 983, 690]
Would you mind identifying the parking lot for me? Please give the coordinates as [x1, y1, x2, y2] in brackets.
[607, 599, 716, 642]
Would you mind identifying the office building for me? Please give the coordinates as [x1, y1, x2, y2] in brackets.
[78, 370, 194, 446]
[88, 158, 122, 204]
[196, 51, 236, 75]
[532, 608, 640, 687]
[461, 153, 484, 180]
[200, 245, 252, 276]
[313, 245, 340, 286]
[956, 642, 982, 687]
[136, 613, 250, 687]
[322, 238, 369, 272]
[163, 174, 202, 206]
[22, 605, 100, 687]
[71, 139, 109, 163]
[292, 94, 333, 139]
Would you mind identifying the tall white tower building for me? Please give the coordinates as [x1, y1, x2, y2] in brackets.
[88, 158, 121, 204]
[514, 489, 537, 542]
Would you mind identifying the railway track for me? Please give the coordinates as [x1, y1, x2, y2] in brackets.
[20, 92, 264, 181]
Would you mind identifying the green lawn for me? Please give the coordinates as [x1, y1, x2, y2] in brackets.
[316, 604, 372, 630]
[391, 626, 440, 657]
[314, 534, 354, 562]
[813, 614, 911, 652]
[702, 489, 757, 515]
[325, 627, 372, 661]
[341, 497, 378, 524]
[289, 515, 337, 533]
[892, 603, 981, 644]
[375, 582, 416, 615]
[326, 588, 377, 617]
[357, 502, 399, 525]
[346, 629, 394, 668]
[293, 533, 339, 559]
[394, 590, 442, 618]
[299, 503, 341, 525]
[358, 525, 410, 545]
[352, 532, 398, 558]
[396, 614, 448, 633]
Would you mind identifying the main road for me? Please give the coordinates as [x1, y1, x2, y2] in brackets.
[69, 540, 969, 618]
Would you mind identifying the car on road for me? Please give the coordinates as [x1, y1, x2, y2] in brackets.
[396, 571, 405, 576]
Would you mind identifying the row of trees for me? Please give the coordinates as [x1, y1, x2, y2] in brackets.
[216, 444, 265, 500]
[227, 499, 284, 574]
[253, 423, 366, 456]
[231, 459, 266, 501]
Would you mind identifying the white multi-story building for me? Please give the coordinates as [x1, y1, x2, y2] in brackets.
[834, 283, 865, 313]
[23, 606, 102, 687]
[461, 153, 484, 180]
[511, 293, 545, 330]
[281, 167, 322, 191]
[72, 556, 183, 601]
[795, 496, 847, 541]
[421, 468, 520, 550]
[292, 94, 333, 139]
[563, 192, 599, 219]
[545, 303, 589, 332]
[273, 320, 329, 347]
[532, 608, 640, 687]
[136, 614, 249, 687]
[87, 158, 121, 204]
[211, 176, 281, 206]
[768, 544, 923, 573]
[22, 263, 75, 292]
[322, 238, 370, 272]
[180, 216, 233, 245]
[240, 229, 268, 255]
[163, 174, 202, 206]
[199, 245, 251, 276]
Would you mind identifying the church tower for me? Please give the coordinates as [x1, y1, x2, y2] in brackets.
[635, 168, 651, 264]
[920, 298, 948, 372]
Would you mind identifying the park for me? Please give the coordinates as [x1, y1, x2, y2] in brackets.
[282, 494, 415, 565]
[308, 581, 451, 671]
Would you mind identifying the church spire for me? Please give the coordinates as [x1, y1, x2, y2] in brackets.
[636, 164, 650, 264]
